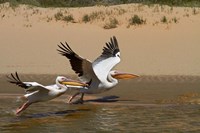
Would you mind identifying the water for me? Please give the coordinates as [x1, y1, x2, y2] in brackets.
[0, 75, 200, 132]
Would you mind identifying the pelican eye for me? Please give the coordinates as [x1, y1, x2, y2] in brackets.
[61, 78, 66, 81]
[114, 71, 118, 74]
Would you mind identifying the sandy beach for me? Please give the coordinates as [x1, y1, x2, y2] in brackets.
[0, 3, 200, 75]
[0, 3, 200, 132]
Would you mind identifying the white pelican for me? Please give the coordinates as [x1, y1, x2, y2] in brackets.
[7, 72, 88, 115]
[57, 36, 139, 104]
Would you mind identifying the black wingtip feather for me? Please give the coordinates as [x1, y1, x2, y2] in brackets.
[57, 42, 84, 77]
[57, 42, 76, 56]
[15, 72, 22, 82]
[7, 72, 29, 89]
[101, 36, 120, 57]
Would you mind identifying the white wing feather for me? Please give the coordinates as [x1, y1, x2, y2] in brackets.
[92, 56, 120, 82]
[7, 72, 50, 94]
[92, 36, 120, 82]
[57, 42, 99, 84]
[23, 82, 50, 93]
[57, 36, 120, 85]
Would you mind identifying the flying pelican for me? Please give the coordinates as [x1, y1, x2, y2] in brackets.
[7, 72, 88, 115]
[57, 36, 139, 104]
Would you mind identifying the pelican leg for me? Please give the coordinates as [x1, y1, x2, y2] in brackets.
[80, 93, 84, 102]
[72, 93, 84, 104]
[16, 101, 31, 115]
[68, 92, 80, 104]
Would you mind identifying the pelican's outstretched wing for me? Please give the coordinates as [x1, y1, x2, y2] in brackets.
[7, 72, 49, 93]
[92, 36, 121, 82]
[57, 42, 98, 84]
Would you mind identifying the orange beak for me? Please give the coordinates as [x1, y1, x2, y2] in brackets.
[112, 72, 139, 79]
[61, 79, 88, 87]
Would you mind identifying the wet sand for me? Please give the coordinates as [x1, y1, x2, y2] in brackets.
[0, 75, 200, 132]
[1, 74, 200, 104]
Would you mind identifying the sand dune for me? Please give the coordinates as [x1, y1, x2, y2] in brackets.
[0, 3, 200, 75]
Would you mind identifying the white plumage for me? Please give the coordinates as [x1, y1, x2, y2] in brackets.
[7, 72, 88, 115]
[57, 36, 138, 104]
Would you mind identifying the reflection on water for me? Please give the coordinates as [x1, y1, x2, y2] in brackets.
[1, 102, 200, 132]
[0, 75, 200, 132]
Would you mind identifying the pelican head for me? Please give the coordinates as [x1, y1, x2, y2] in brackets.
[110, 70, 139, 80]
[56, 76, 88, 87]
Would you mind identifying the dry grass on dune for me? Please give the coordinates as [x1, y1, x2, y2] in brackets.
[0, 3, 200, 29]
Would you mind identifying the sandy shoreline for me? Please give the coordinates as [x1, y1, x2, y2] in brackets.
[0, 3, 200, 75]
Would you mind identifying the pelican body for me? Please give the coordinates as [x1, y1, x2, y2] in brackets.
[57, 36, 138, 103]
[7, 72, 88, 115]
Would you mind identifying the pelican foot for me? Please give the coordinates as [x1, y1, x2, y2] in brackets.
[71, 99, 84, 104]
[15, 109, 21, 116]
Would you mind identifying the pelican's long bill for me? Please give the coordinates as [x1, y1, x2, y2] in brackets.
[112, 72, 139, 79]
[61, 80, 88, 87]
